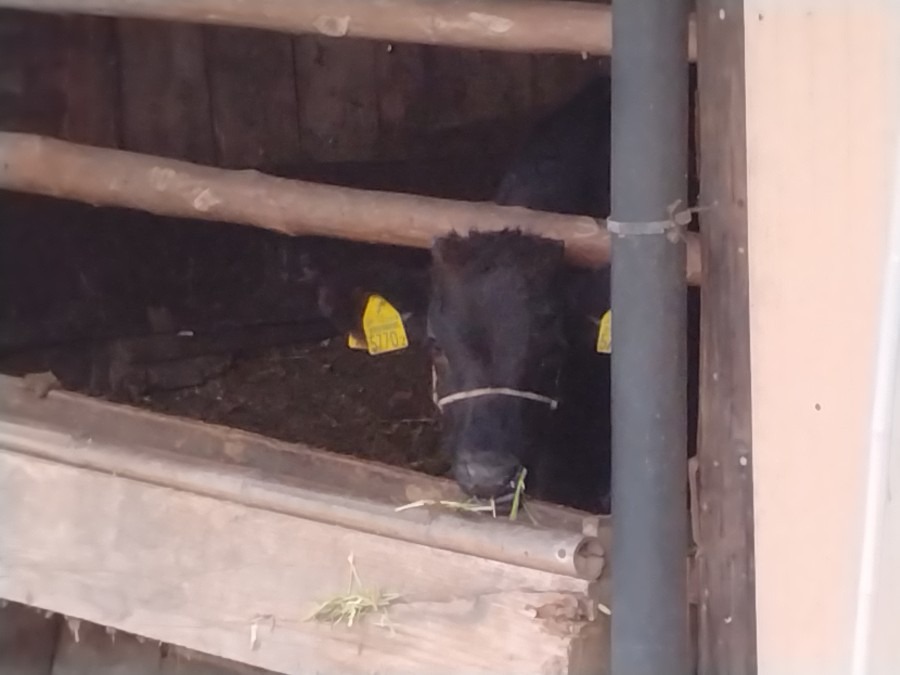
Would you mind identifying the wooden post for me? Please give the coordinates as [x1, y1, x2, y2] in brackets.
[694, 0, 756, 673]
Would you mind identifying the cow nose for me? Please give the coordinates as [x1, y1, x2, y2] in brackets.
[454, 453, 521, 498]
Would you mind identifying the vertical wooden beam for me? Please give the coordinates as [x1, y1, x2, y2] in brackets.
[694, 0, 756, 673]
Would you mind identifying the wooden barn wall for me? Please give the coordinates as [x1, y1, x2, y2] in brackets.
[0, 9, 602, 166]
[0, 9, 602, 354]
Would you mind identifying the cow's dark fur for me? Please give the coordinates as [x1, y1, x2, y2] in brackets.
[427, 228, 616, 511]
[309, 72, 699, 514]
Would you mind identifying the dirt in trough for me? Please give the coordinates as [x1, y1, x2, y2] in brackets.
[0, 335, 449, 477]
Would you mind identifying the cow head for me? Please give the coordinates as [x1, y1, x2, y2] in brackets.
[427, 229, 570, 499]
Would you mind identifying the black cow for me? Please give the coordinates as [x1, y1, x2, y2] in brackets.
[312, 73, 699, 514]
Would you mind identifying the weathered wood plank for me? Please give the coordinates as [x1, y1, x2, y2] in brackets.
[531, 53, 605, 113]
[694, 0, 756, 673]
[57, 15, 119, 147]
[294, 35, 380, 162]
[0, 10, 66, 136]
[0, 374, 607, 578]
[162, 645, 278, 674]
[118, 19, 215, 163]
[52, 621, 162, 675]
[0, 132, 705, 284]
[373, 42, 427, 159]
[0, 0, 675, 59]
[205, 26, 301, 169]
[0, 446, 605, 674]
[0, 602, 60, 675]
[422, 47, 534, 132]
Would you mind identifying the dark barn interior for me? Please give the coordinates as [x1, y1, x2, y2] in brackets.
[0, 9, 617, 478]
[0, 4, 732, 674]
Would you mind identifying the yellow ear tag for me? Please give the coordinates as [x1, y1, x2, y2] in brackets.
[595, 310, 612, 354]
[347, 332, 368, 350]
[360, 294, 409, 355]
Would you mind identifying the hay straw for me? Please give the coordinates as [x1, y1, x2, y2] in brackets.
[306, 554, 400, 629]
[394, 498, 497, 514]
[395, 467, 529, 521]
[508, 467, 528, 521]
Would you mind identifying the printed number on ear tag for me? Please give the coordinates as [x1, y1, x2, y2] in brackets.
[595, 310, 612, 354]
[361, 294, 409, 355]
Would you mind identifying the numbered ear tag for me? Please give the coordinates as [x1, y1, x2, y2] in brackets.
[595, 310, 612, 354]
[347, 332, 368, 350]
[360, 294, 409, 355]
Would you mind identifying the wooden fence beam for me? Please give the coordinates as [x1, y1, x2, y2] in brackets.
[0, 375, 610, 674]
[0, 0, 698, 60]
[0, 132, 704, 285]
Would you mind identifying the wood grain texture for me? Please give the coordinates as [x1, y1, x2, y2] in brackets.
[0, 372, 610, 672]
[0, 373, 608, 581]
[294, 35, 380, 162]
[0, 132, 704, 284]
[205, 26, 301, 169]
[118, 19, 215, 163]
[0, 448, 605, 674]
[0, 0, 685, 59]
[0, 10, 66, 136]
[694, 0, 756, 672]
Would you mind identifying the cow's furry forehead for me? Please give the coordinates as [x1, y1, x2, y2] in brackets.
[431, 229, 565, 277]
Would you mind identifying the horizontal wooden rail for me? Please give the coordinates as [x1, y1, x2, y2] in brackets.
[0, 132, 703, 284]
[0, 0, 698, 60]
[0, 420, 603, 581]
[0, 375, 608, 674]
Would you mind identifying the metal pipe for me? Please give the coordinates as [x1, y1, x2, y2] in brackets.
[609, 0, 691, 671]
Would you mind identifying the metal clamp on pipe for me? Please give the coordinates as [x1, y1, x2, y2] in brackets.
[607, 218, 677, 236]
